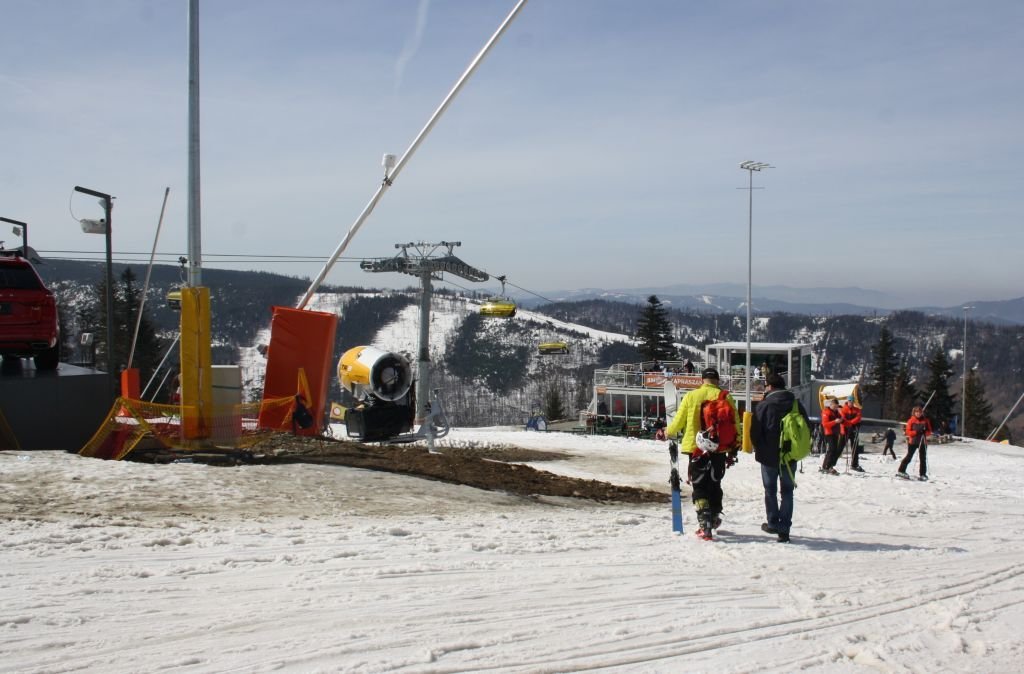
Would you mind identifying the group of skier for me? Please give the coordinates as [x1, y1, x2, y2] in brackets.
[662, 368, 933, 543]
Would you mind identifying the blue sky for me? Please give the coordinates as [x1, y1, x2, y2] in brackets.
[1, 0, 1020, 306]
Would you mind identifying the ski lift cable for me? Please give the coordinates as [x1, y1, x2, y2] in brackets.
[473, 270, 559, 305]
[39, 250, 368, 261]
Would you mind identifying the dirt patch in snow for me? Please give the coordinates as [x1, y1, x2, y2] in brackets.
[258, 437, 666, 504]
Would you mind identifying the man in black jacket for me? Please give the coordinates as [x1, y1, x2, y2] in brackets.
[751, 373, 810, 543]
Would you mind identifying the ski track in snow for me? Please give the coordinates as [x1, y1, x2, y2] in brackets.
[2, 432, 1023, 673]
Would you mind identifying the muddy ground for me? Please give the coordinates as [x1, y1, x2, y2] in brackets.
[245, 436, 667, 504]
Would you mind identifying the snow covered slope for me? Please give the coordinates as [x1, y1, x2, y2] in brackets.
[3, 434, 1023, 672]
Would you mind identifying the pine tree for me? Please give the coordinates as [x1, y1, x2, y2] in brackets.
[543, 383, 565, 421]
[867, 326, 899, 419]
[921, 347, 956, 428]
[963, 369, 994, 439]
[636, 295, 676, 362]
[890, 358, 917, 420]
[93, 275, 114, 372]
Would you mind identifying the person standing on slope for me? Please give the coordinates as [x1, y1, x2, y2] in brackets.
[818, 397, 843, 475]
[664, 367, 740, 540]
[882, 427, 898, 459]
[898, 406, 933, 480]
[751, 374, 810, 543]
[838, 396, 865, 472]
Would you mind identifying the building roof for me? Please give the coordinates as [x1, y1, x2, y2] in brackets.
[708, 341, 812, 352]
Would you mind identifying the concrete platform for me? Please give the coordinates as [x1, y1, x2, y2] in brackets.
[0, 360, 113, 450]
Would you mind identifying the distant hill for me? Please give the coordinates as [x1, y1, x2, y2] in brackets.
[515, 285, 1024, 325]
[34, 261, 1022, 441]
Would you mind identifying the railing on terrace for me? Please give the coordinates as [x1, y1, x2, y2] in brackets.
[595, 361, 800, 400]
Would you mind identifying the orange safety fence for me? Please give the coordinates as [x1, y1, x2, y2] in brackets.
[79, 395, 297, 461]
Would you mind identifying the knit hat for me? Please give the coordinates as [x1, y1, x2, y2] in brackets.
[701, 367, 719, 380]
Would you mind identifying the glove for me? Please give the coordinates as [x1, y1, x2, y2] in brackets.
[725, 450, 738, 467]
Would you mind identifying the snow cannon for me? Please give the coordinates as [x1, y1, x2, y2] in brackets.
[337, 346, 415, 442]
[338, 346, 413, 402]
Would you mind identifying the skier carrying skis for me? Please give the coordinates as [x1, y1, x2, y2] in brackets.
[818, 397, 843, 475]
[898, 406, 932, 480]
[751, 373, 809, 543]
[838, 396, 864, 472]
[664, 367, 740, 540]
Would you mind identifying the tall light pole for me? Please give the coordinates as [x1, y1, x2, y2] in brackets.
[739, 160, 773, 414]
[961, 305, 973, 438]
[74, 185, 115, 399]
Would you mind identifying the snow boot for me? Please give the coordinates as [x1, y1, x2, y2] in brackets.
[896, 471, 910, 480]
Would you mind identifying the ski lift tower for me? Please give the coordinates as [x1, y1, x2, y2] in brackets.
[361, 241, 488, 426]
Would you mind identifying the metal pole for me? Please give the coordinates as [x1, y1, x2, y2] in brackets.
[738, 161, 772, 409]
[746, 167, 752, 413]
[987, 389, 1024, 442]
[72, 185, 114, 397]
[296, 0, 529, 309]
[187, 0, 202, 288]
[104, 196, 115, 395]
[416, 270, 432, 425]
[961, 306, 971, 438]
[128, 188, 171, 369]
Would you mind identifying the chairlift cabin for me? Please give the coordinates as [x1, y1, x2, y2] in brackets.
[538, 341, 569, 355]
[480, 297, 516, 318]
[479, 275, 516, 318]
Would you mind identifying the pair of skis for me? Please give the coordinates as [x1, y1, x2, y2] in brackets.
[665, 381, 684, 534]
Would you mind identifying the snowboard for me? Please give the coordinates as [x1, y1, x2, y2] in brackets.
[665, 380, 683, 534]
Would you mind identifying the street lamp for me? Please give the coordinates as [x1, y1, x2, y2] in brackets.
[0, 217, 27, 256]
[73, 185, 116, 399]
[739, 160, 773, 414]
[961, 305, 973, 438]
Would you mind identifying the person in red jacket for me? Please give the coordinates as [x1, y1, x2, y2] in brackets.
[818, 397, 843, 475]
[838, 397, 864, 472]
[898, 406, 933, 480]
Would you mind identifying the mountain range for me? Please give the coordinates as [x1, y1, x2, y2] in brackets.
[514, 284, 1024, 326]
[31, 259, 1023, 442]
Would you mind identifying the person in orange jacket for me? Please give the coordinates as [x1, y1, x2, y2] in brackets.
[838, 397, 864, 472]
[898, 406, 933, 480]
[818, 397, 843, 475]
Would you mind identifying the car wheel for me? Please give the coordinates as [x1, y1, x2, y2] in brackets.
[34, 344, 60, 370]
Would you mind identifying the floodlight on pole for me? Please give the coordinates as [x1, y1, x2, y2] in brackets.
[73, 185, 116, 400]
[738, 160, 773, 414]
[961, 305, 973, 438]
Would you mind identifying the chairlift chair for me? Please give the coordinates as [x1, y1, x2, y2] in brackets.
[538, 341, 569, 355]
[479, 275, 517, 318]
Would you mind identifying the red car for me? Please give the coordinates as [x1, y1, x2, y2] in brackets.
[0, 253, 60, 370]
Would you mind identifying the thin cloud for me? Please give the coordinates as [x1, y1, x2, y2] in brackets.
[393, 0, 431, 94]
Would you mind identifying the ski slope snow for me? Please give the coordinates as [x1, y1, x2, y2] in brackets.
[2, 431, 1023, 672]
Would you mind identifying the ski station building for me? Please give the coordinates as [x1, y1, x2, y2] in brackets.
[587, 341, 814, 426]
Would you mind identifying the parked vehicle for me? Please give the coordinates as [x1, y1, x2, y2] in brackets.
[0, 252, 60, 370]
